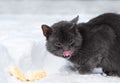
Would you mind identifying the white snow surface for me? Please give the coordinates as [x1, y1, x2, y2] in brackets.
[0, 14, 120, 83]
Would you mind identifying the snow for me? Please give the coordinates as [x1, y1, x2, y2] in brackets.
[0, 14, 120, 83]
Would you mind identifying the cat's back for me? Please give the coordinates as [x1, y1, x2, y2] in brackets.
[77, 13, 120, 39]
[88, 13, 120, 25]
[85, 13, 120, 37]
[88, 13, 120, 31]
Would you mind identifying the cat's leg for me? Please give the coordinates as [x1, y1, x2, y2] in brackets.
[77, 55, 102, 74]
[77, 65, 93, 74]
[103, 69, 118, 76]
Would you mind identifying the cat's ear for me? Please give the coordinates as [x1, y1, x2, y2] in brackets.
[71, 16, 79, 24]
[70, 23, 77, 33]
[41, 24, 53, 38]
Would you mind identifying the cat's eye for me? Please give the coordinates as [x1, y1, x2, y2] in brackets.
[69, 40, 74, 46]
[55, 42, 62, 47]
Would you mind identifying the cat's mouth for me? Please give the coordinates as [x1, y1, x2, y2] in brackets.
[62, 50, 73, 59]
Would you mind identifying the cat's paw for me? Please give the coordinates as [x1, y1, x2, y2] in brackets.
[78, 66, 92, 74]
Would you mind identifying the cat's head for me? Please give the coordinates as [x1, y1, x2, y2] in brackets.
[41, 16, 82, 59]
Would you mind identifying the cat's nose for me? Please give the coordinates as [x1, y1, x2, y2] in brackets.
[63, 46, 69, 51]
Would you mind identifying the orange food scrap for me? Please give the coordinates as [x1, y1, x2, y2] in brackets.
[8, 67, 46, 82]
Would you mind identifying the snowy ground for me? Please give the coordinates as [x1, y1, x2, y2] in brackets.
[0, 14, 120, 83]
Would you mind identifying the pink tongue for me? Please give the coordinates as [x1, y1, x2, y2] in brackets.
[63, 50, 72, 57]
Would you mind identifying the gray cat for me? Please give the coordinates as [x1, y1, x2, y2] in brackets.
[41, 13, 120, 76]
